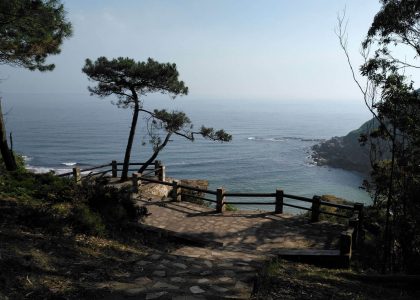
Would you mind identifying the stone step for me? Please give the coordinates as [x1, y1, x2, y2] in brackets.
[275, 248, 349, 268]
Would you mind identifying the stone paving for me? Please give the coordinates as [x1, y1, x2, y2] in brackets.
[98, 183, 345, 299]
[98, 246, 262, 299]
[137, 197, 343, 254]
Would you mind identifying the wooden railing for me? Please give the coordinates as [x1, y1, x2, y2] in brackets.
[57, 160, 163, 182]
[57, 160, 364, 260]
[57, 160, 363, 222]
[131, 171, 363, 222]
[134, 171, 364, 262]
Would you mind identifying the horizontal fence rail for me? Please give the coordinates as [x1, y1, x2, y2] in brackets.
[224, 192, 276, 197]
[283, 193, 314, 203]
[178, 184, 218, 196]
[138, 176, 173, 187]
[57, 160, 364, 226]
[58, 163, 112, 177]
[180, 193, 217, 204]
[57, 160, 165, 184]
[225, 201, 276, 205]
[320, 200, 354, 210]
[283, 202, 312, 211]
[135, 176, 363, 224]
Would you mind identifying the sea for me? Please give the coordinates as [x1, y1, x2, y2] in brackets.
[1, 92, 372, 212]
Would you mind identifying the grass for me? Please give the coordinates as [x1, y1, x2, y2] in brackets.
[1, 160, 418, 299]
[225, 203, 237, 211]
[253, 259, 420, 300]
[0, 196, 152, 299]
[0, 162, 174, 299]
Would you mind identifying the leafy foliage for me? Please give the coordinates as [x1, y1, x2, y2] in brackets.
[81, 182, 142, 226]
[0, 164, 143, 236]
[340, 0, 420, 272]
[82, 57, 188, 108]
[0, 0, 72, 71]
[364, 0, 420, 56]
[82, 56, 188, 180]
[146, 109, 232, 143]
[138, 108, 232, 173]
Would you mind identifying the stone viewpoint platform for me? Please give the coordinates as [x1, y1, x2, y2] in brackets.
[94, 182, 344, 299]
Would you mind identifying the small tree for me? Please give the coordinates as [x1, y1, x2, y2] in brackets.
[0, 0, 72, 171]
[82, 57, 188, 181]
[138, 108, 232, 173]
[337, 0, 420, 272]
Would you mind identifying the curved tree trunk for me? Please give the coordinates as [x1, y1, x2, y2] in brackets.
[138, 132, 172, 174]
[0, 99, 17, 171]
[121, 99, 140, 181]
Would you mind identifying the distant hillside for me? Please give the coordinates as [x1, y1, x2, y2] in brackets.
[311, 118, 381, 174]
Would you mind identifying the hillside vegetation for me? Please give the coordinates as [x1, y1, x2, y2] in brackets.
[312, 118, 381, 174]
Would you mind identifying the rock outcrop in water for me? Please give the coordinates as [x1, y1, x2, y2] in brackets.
[311, 119, 380, 174]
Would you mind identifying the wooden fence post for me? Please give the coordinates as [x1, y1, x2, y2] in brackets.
[216, 187, 225, 213]
[353, 202, 364, 245]
[311, 195, 321, 223]
[72, 167, 81, 184]
[172, 180, 181, 202]
[353, 203, 364, 225]
[158, 165, 166, 182]
[349, 218, 359, 249]
[111, 160, 117, 178]
[132, 172, 141, 193]
[340, 230, 352, 267]
[154, 160, 161, 176]
[275, 189, 284, 214]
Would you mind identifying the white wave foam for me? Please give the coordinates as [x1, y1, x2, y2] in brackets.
[26, 165, 71, 175]
[248, 137, 284, 142]
[62, 162, 77, 166]
[166, 161, 187, 166]
[22, 155, 32, 162]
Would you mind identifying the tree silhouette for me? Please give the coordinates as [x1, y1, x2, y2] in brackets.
[138, 108, 232, 173]
[0, 0, 72, 171]
[82, 57, 188, 181]
[337, 0, 420, 272]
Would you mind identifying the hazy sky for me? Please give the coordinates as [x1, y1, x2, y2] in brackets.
[0, 0, 400, 101]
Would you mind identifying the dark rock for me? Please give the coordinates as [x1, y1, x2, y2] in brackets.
[311, 118, 382, 174]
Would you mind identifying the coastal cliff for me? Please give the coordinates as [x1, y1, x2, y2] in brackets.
[311, 118, 380, 174]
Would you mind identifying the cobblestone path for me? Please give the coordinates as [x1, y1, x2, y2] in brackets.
[98, 189, 344, 299]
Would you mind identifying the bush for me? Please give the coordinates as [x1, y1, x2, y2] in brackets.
[0, 168, 76, 202]
[307, 195, 355, 225]
[179, 179, 210, 207]
[80, 182, 142, 227]
[225, 203, 237, 211]
[0, 163, 142, 236]
[72, 203, 106, 236]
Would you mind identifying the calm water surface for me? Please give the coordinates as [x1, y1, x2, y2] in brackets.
[2, 92, 372, 212]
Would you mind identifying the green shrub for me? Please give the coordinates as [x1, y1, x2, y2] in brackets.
[225, 203, 237, 211]
[0, 168, 76, 202]
[301, 195, 355, 225]
[0, 153, 26, 174]
[179, 179, 210, 207]
[80, 182, 142, 226]
[72, 203, 106, 236]
[0, 164, 141, 236]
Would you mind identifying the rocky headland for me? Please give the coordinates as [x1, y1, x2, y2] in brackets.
[311, 118, 380, 175]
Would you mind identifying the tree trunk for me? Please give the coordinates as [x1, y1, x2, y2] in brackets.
[120, 98, 140, 181]
[138, 133, 172, 174]
[0, 99, 17, 171]
[383, 106, 398, 273]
